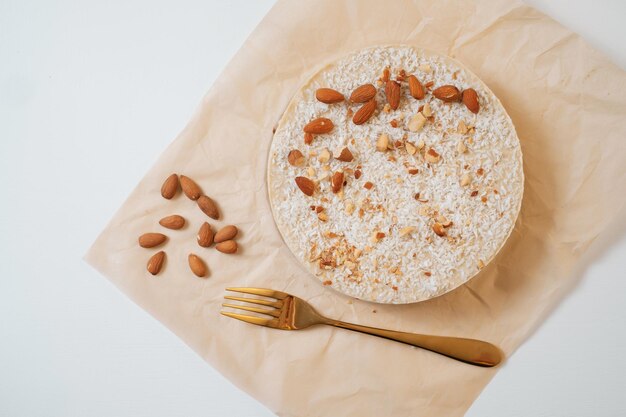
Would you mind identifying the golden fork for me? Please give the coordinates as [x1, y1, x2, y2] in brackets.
[221, 287, 502, 367]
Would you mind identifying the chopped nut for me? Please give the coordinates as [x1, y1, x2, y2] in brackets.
[476, 167, 484, 176]
[471, 190, 479, 197]
[418, 64, 433, 73]
[331, 171, 344, 194]
[481, 195, 488, 203]
[369, 231, 385, 243]
[436, 215, 453, 228]
[304, 132, 314, 145]
[457, 120, 468, 134]
[336, 147, 354, 162]
[323, 280, 332, 286]
[383, 103, 391, 113]
[287, 149, 305, 166]
[382, 67, 390, 82]
[318, 148, 331, 163]
[408, 112, 427, 132]
[432, 222, 446, 237]
[364, 181, 373, 190]
[354, 169, 362, 179]
[317, 212, 328, 222]
[390, 119, 399, 128]
[460, 173, 471, 186]
[315, 206, 324, 213]
[405, 142, 417, 155]
[477, 260, 485, 269]
[422, 103, 433, 117]
[416, 139, 425, 150]
[376, 133, 389, 152]
[375, 80, 383, 87]
[307, 166, 316, 177]
[457, 141, 467, 154]
[408, 168, 419, 175]
[345, 200, 355, 215]
[425, 148, 440, 163]
[399, 226, 416, 237]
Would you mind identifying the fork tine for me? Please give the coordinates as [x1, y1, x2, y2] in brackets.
[226, 287, 289, 300]
[224, 295, 283, 308]
[221, 311, 279, 328]
[222, 303, 281, 318]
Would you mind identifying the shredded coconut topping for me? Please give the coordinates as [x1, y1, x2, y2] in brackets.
[268, 46, 523, 304]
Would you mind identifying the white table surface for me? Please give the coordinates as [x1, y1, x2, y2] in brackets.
[1, 1, 625, 416]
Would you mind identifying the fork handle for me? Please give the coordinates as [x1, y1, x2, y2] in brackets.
[326, 320, 502, 367]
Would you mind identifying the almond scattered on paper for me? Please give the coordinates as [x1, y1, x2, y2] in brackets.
[160, 174, 179, 199]
[147, 251, 165, 275]
[180, 175, 202, 200]
[138, 233, 167, 248]
[216, 240, 238, 254]
[197, 195, 220, 220]
[188, 254, 207, 277]
[214, 225, 238, 243]
[197, 222, 214, 247]
[159, 214, 185, 230]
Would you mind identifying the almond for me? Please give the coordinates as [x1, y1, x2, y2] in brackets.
[159, 214, 185, 230]
[147, 251, 166, 275]
[432, 222, 447, 237]
[405, 142, 417, 155]
[350, 84, 376, 103]
[304, 118, 334, 134]
[408, 113, 427, 132]
[216, 240, 238, 254]
[336, 147, 354, 162]
[381, 67, 390, 82]
[179, 175, 202, 200]
[331, 171, 344, 194]
[138, 233, 167, 248]
[425, 148, 441, 164]
[315, 88, 344, 104]
[462, 88, 480, 113]
[304, 132, 314, 145]
[287, 149, 305, 166]
[433, 85, 461, 102]
[214, 225, 238, 243]
[295, 176, 315, 196]
[422, 102, 433, 117]
[353, 99, 377, 125]
[408, 75, 425, 99]
[376, 133, 389, 152]
[197, 222, 214, 247]
[197, 195, 219, 220]
[385, 80, 401, 110]
[318, 148, 331, 163]
[188, 254, 207, 277]
[160, 174, 179, 199]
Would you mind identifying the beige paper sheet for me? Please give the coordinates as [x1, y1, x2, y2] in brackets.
[85, 0, 626, 415]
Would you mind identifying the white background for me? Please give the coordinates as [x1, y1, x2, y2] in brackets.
[1, 0, 625, 416]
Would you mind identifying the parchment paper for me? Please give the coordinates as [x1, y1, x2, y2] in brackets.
[85, 0, 626, 415]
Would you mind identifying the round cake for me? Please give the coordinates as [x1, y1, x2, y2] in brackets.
[268, 46, 523, 304]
